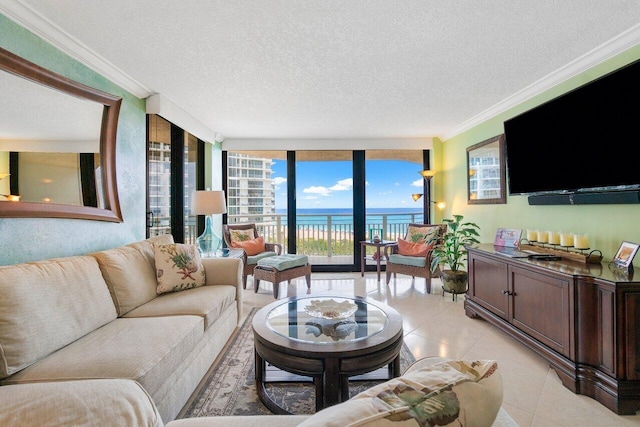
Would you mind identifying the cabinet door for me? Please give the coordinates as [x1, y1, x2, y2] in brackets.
[509, 265, 573, 358]
[468, 253, 509, 319]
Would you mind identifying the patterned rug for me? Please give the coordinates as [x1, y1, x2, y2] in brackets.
[180, 307, 416, 418]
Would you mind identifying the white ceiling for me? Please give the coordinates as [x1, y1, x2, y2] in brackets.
[3, 1, 640, 142]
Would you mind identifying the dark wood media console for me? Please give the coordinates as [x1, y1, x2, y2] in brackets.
[464, 244, 640, 415]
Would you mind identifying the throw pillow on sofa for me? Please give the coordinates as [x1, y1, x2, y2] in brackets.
[153, 243, 205, 294]
[231, 236, 266, 256]
[298, 359, 502, 427]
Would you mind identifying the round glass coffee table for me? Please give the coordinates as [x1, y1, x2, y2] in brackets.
[252, 295, 403, 413]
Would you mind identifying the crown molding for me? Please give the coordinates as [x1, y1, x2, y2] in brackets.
[441, 23, 640, 141]
[0, 0, 152, 98]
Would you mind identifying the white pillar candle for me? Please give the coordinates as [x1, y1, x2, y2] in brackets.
[573, 233, 589, 249]
[560, 232, 574, 247]
[526, 229, 538, 242]
[548, 231, 561, 245]
[537, 230, 549, 243]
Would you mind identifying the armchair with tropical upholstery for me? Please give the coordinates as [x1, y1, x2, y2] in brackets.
[223, 223, 283, 288]
[384, 223, 447, 293]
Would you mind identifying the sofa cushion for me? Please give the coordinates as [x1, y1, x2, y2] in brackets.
[124, 285, 237, 330]
[297, 358, 502, 427]
[0, 256, 117, 379]
[91, 234, 175, 315]
[1, 316, 203, 399]
[153, 243, 206, 294]
[0, 379, 163, 427]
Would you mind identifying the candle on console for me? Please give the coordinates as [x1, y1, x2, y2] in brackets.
[526, 229, 538, 242]
[548, 231, 561, 245]
[537, 230, 549, 243]
[560, 232, 574, 247]
[573, 233, 589, 249]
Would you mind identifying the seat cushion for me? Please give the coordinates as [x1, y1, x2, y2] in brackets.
[124, 285, 237, 330]
[298, 358, 502, 427]
[246, 251, 278, 265]
[0, 256, 116, 379]
[257, 254, 308, 271]
[1, 316, 203, 399]
[388, 253, 427, 267]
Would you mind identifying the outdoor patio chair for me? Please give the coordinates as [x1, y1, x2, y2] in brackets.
[384, 223, 448, 293]
[223, 223, 283, 288]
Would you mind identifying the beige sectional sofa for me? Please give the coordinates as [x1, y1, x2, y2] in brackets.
[0, 235, 243, 426]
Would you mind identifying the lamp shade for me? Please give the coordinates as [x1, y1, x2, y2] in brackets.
[191, 190, 227, 215]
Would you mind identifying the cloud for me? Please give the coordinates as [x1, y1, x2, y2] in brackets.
[303, 195, 318, 200]
[302, 178, 352, 197]
[273, 176, 286, 189]
[411, 178, 423, 187]
[303, 186, 331, 196]
[329, 178, 353, 191]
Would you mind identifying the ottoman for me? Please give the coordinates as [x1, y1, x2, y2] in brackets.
[254, 254, 311, 298]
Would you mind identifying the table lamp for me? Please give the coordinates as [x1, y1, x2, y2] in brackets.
[191, 190, 227, 257]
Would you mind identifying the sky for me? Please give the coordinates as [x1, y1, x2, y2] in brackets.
[270, 158, 426, 210]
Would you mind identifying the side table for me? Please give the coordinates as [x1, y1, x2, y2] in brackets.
[360, 240, 395, 281]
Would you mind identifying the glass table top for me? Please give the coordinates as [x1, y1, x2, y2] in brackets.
[265, 296, 388, 344]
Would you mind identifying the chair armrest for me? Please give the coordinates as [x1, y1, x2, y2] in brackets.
[384, 244, 398, 258]
[265, 242, 283, 255]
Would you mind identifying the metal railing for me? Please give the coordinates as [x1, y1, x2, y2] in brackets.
[227, 212, 424, 256]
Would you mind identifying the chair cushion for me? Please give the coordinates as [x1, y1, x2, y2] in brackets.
[397, 238, 433, 257]
[388, 253, 427, 267]
[153, 243, 206, 294]
[257, 254, 308, 271]
[231, 236, 265, 256]
[297, 358, 502, 427]
[246, 251, 278, 265]
[406, 225, 440, 243]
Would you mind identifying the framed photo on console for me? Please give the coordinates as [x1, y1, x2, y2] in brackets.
[612, 241, 639, 271]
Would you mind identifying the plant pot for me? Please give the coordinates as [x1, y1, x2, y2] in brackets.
[440, 269, 468, 298]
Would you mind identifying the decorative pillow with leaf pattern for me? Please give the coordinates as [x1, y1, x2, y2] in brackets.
[298, 359, 503, 427]
[406, 225, 440, 244]
[153, 243, 205, 294]
[229, 229, 256, 245]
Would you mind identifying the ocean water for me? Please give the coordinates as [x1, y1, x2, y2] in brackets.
[274, 208, 424, 235]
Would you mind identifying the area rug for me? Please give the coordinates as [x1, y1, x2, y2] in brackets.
[180, 307, 416, 418]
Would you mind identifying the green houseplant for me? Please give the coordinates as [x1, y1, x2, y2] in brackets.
[428, 214, 481, 297]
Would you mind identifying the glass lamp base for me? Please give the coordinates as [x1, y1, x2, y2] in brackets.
[197, 215, 221, 257]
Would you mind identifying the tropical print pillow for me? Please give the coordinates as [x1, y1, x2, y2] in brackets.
[229, 229, 256, 245]
[406, 225, 440, 244]
[298, 359, 502, 427]
[153, 243, 205, 294]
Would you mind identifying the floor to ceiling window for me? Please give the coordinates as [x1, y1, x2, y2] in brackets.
[147, 114, 202, 243]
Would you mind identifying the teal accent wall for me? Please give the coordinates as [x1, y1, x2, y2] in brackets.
[438, 45, 640, 264]
[0, 14, 147, 265]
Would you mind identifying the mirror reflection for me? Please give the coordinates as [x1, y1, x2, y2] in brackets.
[0, 46, 122, 221]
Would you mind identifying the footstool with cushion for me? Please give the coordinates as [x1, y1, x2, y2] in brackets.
[253, 254, 311, 298]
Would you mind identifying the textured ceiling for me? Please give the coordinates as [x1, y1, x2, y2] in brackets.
[6, 0, 640, 140]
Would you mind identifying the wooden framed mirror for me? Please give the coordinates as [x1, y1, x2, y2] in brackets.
[0, 46, 123, 222]
[467, 134, 506, 205]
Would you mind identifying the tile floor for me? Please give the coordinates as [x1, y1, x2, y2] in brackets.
[240, 272, 640, 427]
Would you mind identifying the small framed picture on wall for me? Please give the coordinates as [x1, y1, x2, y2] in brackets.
[612, 241, 639, 271]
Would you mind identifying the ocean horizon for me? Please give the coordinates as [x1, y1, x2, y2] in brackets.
[272, 207, 424, 231]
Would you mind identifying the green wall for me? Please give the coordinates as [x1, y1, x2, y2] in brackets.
[0, 14, 147, 265]
[437, 45, 640, 264]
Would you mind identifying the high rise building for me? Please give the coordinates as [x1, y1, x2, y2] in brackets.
[226, 152, 276, 225]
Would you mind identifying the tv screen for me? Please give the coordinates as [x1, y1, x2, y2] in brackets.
[504, 59, 640, 196]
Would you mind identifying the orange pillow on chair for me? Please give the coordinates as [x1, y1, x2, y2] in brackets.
[397, 237, 432, 257]
[231, 236, 265, 256]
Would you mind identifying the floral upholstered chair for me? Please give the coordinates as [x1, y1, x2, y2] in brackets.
[384, 223, 447, 293]
[223, 223, 282, 288]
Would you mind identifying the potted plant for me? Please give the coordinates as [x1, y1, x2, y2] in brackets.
[428, 214, 481, 297]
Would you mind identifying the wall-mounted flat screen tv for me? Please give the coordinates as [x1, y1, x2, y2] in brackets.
[503, 58, 640, 196]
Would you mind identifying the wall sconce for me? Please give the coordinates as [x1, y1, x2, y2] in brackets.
[411, 193, 423, 202]
[433, 201, 446, 211]
[0, 173, 9, 180]
[1, 194, 21, 202]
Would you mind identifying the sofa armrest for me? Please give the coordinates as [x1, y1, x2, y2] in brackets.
[201, 257, 243, 324]
[0, 379, 163, 427]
